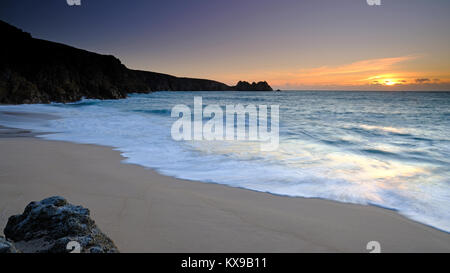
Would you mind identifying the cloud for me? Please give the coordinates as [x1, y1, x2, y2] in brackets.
[269, 55, 420, 86]
[297, 56, 417, 77]
[415, 78, 430, 83]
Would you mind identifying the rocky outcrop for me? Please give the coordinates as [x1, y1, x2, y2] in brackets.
[234, 81, 273, 91]
[3, 196, 118, 253]
[0, 236, 19, 253]
[0, 20, 273, 104]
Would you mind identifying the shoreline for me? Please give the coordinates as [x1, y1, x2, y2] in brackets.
[1, 133, 449, 252]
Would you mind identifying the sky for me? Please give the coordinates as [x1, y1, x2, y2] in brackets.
[1, 0, 450, 90]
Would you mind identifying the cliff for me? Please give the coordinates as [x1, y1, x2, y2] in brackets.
[0, 20, 272, 104]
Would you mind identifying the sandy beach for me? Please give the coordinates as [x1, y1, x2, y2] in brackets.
[0, 134, 449, 253]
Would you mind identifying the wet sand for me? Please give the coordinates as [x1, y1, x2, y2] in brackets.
[0, 135, 449, 252]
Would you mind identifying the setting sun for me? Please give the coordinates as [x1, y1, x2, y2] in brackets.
[384, 80, 397, 86]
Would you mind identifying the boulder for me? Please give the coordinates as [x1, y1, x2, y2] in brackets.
[0, 236, 19, 253]
[3, 196, 118, 253]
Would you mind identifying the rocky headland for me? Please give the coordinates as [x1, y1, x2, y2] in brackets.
[0, 20, 272, 104]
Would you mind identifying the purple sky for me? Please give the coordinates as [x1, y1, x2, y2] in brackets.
[1, 0, 450, 90]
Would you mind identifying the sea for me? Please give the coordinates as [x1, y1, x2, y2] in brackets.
[0, 91, 449, 232]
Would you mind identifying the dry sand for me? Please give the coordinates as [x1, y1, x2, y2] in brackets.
[0, 136, 449, 252]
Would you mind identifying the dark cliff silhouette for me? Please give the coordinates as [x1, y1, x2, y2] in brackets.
[0, 20, 272, 104]
[235, 81, 273, 92]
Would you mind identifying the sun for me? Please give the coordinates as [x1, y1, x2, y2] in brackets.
[384, 80, 396, 86]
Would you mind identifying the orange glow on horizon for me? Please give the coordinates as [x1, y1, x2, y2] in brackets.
[211, 55, 450, 90]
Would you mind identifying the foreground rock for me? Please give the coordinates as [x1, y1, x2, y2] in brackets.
[3, 196, 118, 253]
[0, 236, 19, 253]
